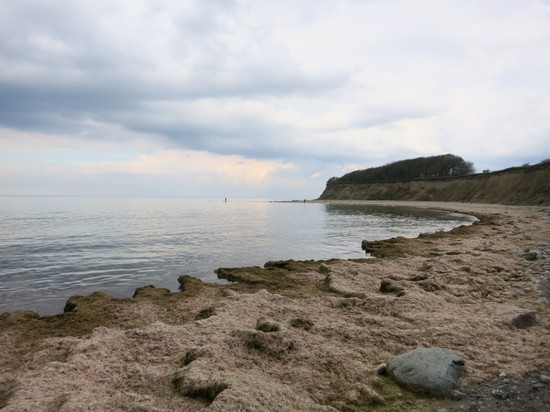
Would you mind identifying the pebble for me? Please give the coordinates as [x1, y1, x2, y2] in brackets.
[521, 251, 538, 261]
[376, 363, 387, 375]
[531, 383, 543, 392]
[450, 390, 466, 401]
[540, 374, 550, 384]
[491, 389, 507, 400]
[464, 404, 480, 412]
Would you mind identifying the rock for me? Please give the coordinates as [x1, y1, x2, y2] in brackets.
[344, 386, 384, 407]
[491, 388, 507, 400]
[318, 263, 331, 274]
[255, 318, 281, 333]
[195, 306, 216, 320]
[540, 374, 550, 384]
[173, 373, 229, 405]
[379, 278, 405, 296]
[63, 299, 79, 313]
[418, 281, 444, 292]
[495, 305, 538, 328]
[8, 310, 40, 319]
[132, 285, 171, 298]
[386, 347, 465, 396]
[420, 263, 433, 272]
[376, 363, 388, 375]
[222, 289, 239, 298]
[410, 274, 429, 281]
[531, 383, 543, 392]
[289, 317, 314, 331]
[362, 387, 385, 406]
[345, 388, 361, 405]
[234, 330, 297, 359]
[521, 251, 538, 261]
[450, 390, 466, 401]
[177, 275, 204, 292]
[464, 402, 481, 411]
[180, 346, 212, 366]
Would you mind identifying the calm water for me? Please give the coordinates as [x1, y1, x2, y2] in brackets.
[0, 197, 475, 315]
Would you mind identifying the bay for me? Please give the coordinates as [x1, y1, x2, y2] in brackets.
[0, 197, 475, 315]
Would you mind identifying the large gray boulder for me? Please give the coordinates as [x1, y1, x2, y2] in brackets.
[386, 347, 464, 396]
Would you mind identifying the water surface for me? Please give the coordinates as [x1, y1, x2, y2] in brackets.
[0, 197, 475, 314]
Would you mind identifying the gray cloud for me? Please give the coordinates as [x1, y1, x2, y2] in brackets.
[1, 0, 549, 182]
[0, 0, 350, 161]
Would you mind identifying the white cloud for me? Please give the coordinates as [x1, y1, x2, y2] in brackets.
[79, 148, 295, 185]
[0, 126, 296, 197]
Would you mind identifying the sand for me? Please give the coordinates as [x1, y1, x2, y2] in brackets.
[1, 201, 549, 411]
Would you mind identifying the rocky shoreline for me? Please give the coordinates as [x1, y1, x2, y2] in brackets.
[1, 201, 549, 411]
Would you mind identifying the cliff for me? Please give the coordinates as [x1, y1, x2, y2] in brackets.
[319, 162, 550, 205]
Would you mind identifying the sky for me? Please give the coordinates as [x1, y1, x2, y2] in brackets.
[1, 0, 549, 199]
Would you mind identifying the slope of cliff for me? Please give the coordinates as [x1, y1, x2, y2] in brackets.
[319, 162, 550, 205]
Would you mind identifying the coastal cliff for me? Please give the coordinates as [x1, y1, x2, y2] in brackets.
[319, 162, 550, 205]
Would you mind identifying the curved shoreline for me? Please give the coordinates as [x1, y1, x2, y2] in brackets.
[312, 198, 532, 214]
[1, 201, 549, 411]
[0, 199, 475, 316]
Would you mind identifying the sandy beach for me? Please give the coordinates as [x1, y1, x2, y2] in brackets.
[1, 201, 549, 411]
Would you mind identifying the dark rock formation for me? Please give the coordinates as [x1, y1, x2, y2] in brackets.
[495, 305, 538, 328]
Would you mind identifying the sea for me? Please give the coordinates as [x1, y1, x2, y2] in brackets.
[0, 197, 476, 315]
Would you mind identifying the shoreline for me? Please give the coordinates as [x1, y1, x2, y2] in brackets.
[1, 201, 549, 410]
[312, 198, 535, 213]
[0, 199, 476, 316]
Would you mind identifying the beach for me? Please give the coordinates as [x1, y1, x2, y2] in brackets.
[1, 201, 549, 411]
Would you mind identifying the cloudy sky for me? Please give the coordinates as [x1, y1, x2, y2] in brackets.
[1, 0, 549, 199]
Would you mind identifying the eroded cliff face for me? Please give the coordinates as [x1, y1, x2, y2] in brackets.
[319, 163, 550, 205]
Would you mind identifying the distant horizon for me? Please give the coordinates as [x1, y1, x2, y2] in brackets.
[0, 194, 282, 201]
[1, 155, 547, 199]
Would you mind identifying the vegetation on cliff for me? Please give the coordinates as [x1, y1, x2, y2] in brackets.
[328, 154, 474, 185]
[321, 157, 550, 205]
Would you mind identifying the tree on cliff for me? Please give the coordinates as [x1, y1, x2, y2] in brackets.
[331, 154, 475, 184]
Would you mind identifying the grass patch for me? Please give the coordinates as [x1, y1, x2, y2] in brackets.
[362, 213, 497, 258]
[361, 236, 410, 258]
[216, 259, 345, 298]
